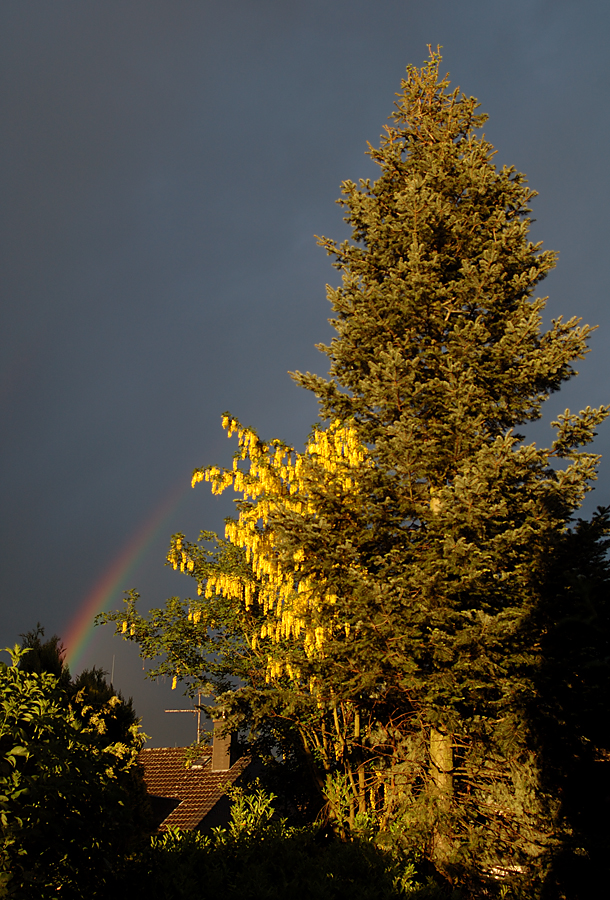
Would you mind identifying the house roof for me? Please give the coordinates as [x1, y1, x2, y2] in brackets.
[138, 746, 250, 831]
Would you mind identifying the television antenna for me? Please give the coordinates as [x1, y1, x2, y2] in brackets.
[164, 691, 203, 743]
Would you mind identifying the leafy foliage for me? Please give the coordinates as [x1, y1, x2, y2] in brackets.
[0, 644, 150, 898]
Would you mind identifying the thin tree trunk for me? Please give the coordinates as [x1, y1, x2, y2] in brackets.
[358, 764, 366, 815]
[353, 705, 367, 814]
[298, 727, 326, 794]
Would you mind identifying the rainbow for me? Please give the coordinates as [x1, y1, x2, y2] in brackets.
[64, 480, 189, 671]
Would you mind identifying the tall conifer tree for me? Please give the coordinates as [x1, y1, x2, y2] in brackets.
[106, 51, 609, 895]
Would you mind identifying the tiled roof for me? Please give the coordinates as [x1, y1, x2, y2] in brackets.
[139, 746, 250, 831]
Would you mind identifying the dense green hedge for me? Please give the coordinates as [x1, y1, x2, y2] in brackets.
[120, 786, 458, 900]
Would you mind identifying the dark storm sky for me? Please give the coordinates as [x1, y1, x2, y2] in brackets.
[2, 0, 609, 747]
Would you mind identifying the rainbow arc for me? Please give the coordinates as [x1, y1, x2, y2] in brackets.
[64, 481, 188, 671]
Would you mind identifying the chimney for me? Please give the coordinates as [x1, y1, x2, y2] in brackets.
[211, 719, 232, 771]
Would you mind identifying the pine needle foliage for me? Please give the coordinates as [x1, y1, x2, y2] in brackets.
[103, 51, 609, 896]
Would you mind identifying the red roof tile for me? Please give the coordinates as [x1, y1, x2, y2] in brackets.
[139, 746, 251, 831]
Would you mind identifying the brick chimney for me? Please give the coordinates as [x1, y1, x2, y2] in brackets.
[211, 719, 232, 771]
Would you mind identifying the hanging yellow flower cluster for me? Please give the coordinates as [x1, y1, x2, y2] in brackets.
[174, 416, 370, 683]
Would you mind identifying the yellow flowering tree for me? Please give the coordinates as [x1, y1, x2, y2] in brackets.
[110, 414, 395, 825]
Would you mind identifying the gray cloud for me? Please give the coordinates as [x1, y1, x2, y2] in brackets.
[1, 0, 609, 744]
